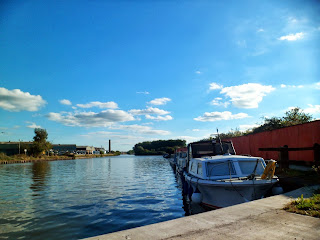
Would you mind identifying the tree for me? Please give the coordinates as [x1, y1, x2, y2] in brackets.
[133, 139, 186, 155]
[282, 107, 312, 126]
[33, 128, 48, 142]
[251, 117, 283, 134]
[31, 128, 52, 157]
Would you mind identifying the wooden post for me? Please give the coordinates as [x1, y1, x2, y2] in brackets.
[314, 143, 320, 166]
[279, 145, 289, 169]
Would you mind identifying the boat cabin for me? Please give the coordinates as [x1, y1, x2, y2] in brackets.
[188, 140, 236, 158]
[188, 155, 266, 180]
[176, 147, 188, 170]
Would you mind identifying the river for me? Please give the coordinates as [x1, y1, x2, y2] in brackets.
[0, 155, 205, 239]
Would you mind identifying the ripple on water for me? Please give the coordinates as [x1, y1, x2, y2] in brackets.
[0, 156, 188, 239]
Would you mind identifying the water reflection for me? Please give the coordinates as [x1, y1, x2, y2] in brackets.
[30, 162, 51, 192]
[0, 156, 201, 240]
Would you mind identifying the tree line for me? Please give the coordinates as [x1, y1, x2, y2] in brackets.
[209, 107, 314, 140]
[132, 139, 186, 155]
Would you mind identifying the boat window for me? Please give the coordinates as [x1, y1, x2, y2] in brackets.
[190, 162, 196, 173]
[238, 160, 265, 175]
[180, 152, 187, 158]
[197, 162, 202, 175]
[207, 162, 236, 177]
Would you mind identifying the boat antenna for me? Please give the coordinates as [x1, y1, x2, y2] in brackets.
[216, 128, 224, 154]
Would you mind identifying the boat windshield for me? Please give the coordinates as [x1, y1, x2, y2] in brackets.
[190, 141, 235, 158]
[206, 161, 236, 177]
[238, 160, 265, 176]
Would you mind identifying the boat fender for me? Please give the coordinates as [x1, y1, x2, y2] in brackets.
[191, 188, 202, 204]
[261, 160, 276, 180]
[272, 185, 284, 195]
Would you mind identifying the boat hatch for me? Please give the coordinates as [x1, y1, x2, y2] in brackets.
[206, 161, 236, 177]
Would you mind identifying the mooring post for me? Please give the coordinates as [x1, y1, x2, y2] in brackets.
[279, 145, 289, 169]
[314, 143, 320, 166]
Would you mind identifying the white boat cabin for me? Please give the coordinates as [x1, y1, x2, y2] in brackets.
[188, 155, 266, 180]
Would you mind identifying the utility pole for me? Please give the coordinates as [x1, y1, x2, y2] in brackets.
[19, 139, 21, 154]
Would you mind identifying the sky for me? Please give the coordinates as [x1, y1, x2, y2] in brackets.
[0, 0, 320, 151]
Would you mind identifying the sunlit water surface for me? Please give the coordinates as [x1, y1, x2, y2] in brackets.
[0, 155, 202, 239]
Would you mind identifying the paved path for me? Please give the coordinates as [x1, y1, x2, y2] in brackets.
[85, 186, 320, 240]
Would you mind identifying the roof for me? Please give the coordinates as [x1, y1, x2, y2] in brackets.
[193, 154, 263, 162]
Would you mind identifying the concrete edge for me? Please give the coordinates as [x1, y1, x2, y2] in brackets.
[84, 185, 320, 240]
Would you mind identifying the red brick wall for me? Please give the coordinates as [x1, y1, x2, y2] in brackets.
[229, 120, 320, 162]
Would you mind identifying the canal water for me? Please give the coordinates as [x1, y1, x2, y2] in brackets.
[0, 155, 205, 239]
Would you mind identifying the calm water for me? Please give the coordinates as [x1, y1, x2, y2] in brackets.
[0, 155, 202, 239]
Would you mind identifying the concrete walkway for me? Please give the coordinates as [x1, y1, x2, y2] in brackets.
[85, 186, 320, 240]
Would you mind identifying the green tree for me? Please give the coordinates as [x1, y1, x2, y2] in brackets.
[133, 139, 186, 155]
[251, 117, 283, 134]
[31, 128, 52, 157]
[282, 107, 312, 126]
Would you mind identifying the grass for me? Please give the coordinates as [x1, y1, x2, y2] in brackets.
[0, 152, 120, 164]
[284, 189, 320, 218]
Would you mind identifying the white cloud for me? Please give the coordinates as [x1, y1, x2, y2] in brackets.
[209, 82, 223, 90]
[278, 32, 304, 41]
[47, 110, 134, 127]
[129, 107, 169, 115]
[239, 124, 260, 132]
[26, 122, 41, 129]
[59, 99, 72, 105]
[192, 129, 200, 132]
[220, 83, 275, 109]
[174, 135, 199, 143]
[145, 115, 173, 121]
[288, 17, 298, 24]
[194, 111, 249, 122]
[257, 28, 264, 32]
[304, 104, 320, 115]
[280, 84, 304, 88]
[315, 82, 320, 90]
[76, 101, 118, 109]
[109, 124, 170, 135]
[81, 131, 115, 136]
[0, 87, 46, 112]
[136, 91, 150, 95]
[195, 71, 202, 74]
[210, 97, 230, 108]
[236, 40, 247, 48]
[148, 97, 171, 106]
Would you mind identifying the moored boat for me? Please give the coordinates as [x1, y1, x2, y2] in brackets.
[184, 140, 279, 208]
[175, 147, 188, 176]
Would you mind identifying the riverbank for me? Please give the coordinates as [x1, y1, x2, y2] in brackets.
[85, 186, 320, 240]
[0, 153, 120, 164]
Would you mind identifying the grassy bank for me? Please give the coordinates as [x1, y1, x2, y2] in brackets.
[0, 152, 120, 164]
[284, 189, 320, 218]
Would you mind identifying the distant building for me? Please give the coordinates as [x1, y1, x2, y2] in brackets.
[76, 146, 95, 154]
[52, 144, 76, 155]
[95, 147, 106, 154]
[0, 142, 33, 156]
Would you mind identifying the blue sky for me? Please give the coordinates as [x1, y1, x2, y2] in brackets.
[1, 0, 319, 151]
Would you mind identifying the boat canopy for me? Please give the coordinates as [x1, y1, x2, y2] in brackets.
[189, 140, 236, 158]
